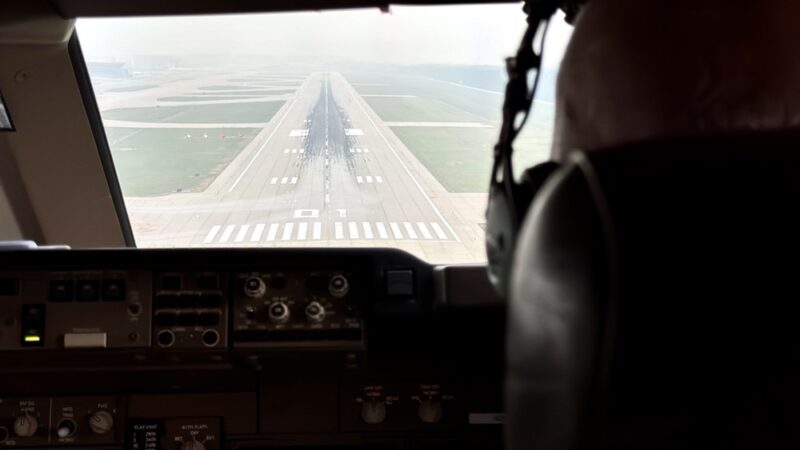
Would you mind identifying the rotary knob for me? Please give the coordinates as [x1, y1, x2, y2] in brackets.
[418, 398, 443, 424]
[13, 415, 38, 437]
[268, 302, 290, 324]
[181, 440, 206, 450]
[243, 277, 266, 298]
[328, 275, 349, 298]
[88, 410, 114, 434]
[360, 400, 387, 424]
[56, 419, 76, 438]
[305, 301, 326, 323]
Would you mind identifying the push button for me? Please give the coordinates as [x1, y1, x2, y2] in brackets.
[386, 270, 414, 296]
[102, 279, 126, 301]
[49, 280, 74, 302]
[21, 304, 45, 346]
[76, 281, 100, 301]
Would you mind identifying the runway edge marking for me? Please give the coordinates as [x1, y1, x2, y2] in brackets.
[228, 97, 300, 192]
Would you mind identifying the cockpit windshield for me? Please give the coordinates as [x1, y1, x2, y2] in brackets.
[75, 5, 572, 263]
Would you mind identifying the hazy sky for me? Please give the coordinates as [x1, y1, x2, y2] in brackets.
[77, 4, 572, 68]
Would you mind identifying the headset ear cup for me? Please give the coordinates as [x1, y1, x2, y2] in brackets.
[486, 161, 561, 298]
[486, 186, 517, 299]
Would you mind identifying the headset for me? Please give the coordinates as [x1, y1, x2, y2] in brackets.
[485, 0, 584, 298]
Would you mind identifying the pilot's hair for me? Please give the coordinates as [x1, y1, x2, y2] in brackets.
[552, 0, 800, 158]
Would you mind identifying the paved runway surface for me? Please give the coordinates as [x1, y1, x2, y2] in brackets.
[125, 72, 488, 262]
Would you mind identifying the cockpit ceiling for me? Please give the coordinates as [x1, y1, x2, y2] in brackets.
[50, 0, 520, 18]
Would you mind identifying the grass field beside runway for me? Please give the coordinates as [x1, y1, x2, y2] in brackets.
[198, 85, 266, 91]
[107, 84, 160, 93]
[391, 127, 495, 192]
[157, 95, 263, 102]
[346, 71, 554, 193]
[102, 101, 285, 123]
[348, 72, 504, 123]
[106, 127, 260, 196]
[193, 89, 295, 96]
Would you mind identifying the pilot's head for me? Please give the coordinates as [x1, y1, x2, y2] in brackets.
[552, 0, 800, 159]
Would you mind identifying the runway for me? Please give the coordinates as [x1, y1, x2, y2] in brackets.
[126, 72, 487, 262]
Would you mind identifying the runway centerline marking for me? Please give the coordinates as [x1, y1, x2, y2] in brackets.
[338, 72, 461, 242]
[228, 97, 299, 192]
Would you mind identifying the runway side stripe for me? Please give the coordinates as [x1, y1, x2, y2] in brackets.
[297, 222, 308, 240]
[376, 222, 388, 239]
[335, 222, 344, 239]
[220, 224, 236, 243]
[235, 224, 250, 243]
[390, 222, 403, 239]
[251, 224, 265, 241]
[313, 222, 322, 240]
[266, 223, 279, 241]
[203, 225, 221, 244]
[282, 223, 294, 240]
[403, 222, 418, 239]
[363, 222, 374, 239]
[348, 222, 359, 239]
[431, 222, 448, 240]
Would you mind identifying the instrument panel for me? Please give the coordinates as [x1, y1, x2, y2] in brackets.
[0, 249, 503, 450]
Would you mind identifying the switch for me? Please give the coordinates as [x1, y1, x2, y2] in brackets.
[20, 304, 45, 347]
[49, 280, 73, 302]
[76, 281, 100, 301]
[102, 279, 126, 301]
[386, 270, 414, 296]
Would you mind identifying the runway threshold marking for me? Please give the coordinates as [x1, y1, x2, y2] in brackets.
[339, 73, 461, 242]
[390, 222, 403, 239]
[266, 224, 279, 241]
[403, 222, 418, 239]
[203, 225, 221, 243]
[220, 225, 236, 243]
[201, 221, 453, 244]
[313, 222, 322, 240]
[251, 224, 265, 241]
[234, 224, 250, 242]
